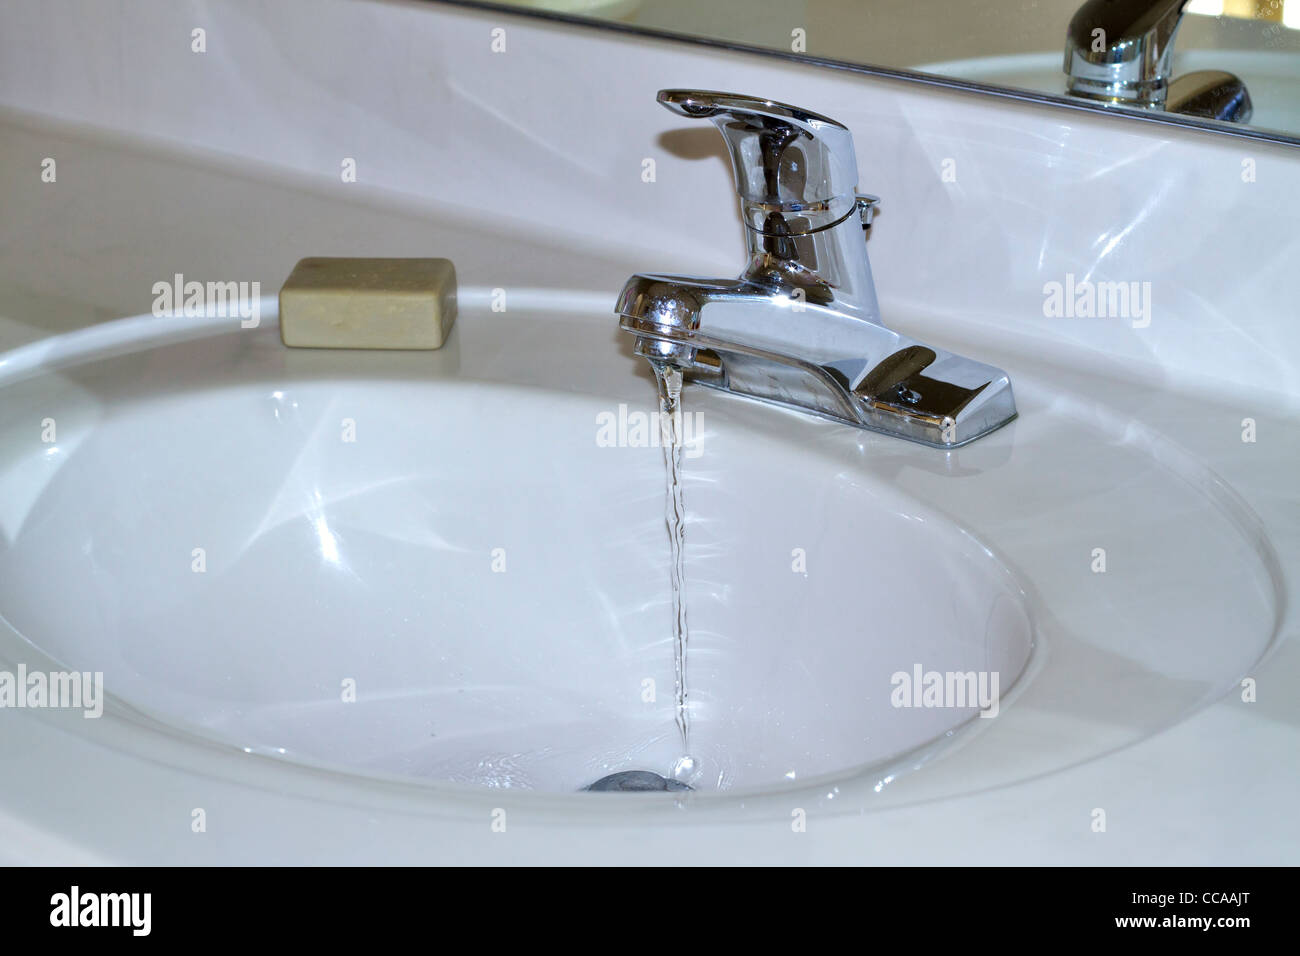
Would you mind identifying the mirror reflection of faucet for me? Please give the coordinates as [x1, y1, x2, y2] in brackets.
[615, 90, 1017, 448]
[1065, 0, 1253, 123]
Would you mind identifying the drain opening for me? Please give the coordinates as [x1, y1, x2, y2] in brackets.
[584, 770, 693, 792]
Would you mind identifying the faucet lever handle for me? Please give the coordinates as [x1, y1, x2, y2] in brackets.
[657, 89, 862, 222]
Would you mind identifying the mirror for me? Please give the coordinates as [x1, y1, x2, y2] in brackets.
[463, 0, 1300, 144]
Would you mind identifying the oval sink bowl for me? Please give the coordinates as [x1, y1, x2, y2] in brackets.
[0, 306, 1033, 794]
[0, 298, 1278, 804]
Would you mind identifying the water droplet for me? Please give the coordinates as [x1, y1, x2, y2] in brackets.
[672, 754, 700, 783]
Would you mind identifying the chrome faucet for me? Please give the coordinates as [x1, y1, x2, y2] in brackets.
[1065, 0, 1252, 123]
[615, 90, 1016, 448]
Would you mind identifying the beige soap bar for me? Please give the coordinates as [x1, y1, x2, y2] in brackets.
[279, 257, 457, 349]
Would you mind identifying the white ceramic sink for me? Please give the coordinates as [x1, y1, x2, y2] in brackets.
[0, 304, 1034, 792]
[0, 296, 1279, 800]
[918, 50, 1300, 135]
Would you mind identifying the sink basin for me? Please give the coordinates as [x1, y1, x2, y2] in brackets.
[0, 295, 1279, 801]
[0, 304, 1033, 792]
[918, 50, 1300, 135]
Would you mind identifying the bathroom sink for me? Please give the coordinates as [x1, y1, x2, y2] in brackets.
[2, 0, 1297, 867]
[918, 50, 1300, 134]
[0, 295, 1279, 801]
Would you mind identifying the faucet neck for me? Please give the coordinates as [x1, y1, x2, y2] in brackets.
[737, 200, 880, 320]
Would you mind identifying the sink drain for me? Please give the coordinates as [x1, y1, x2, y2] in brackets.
[583, 770, 693, 792]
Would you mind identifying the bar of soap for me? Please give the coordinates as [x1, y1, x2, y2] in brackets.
[279, 257, 456, 349]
